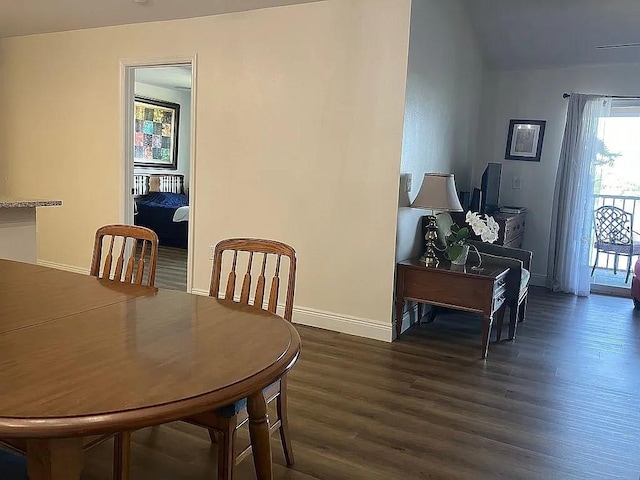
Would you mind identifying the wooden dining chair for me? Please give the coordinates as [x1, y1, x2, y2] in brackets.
[186, 238, 297, 480]
[91, 224, 159, 478]
[90, 224, 159, 287]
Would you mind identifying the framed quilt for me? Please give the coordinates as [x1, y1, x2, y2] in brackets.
[134, 97, 180, 169]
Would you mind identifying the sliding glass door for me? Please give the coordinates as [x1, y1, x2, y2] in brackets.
[591, 100, 640, 294]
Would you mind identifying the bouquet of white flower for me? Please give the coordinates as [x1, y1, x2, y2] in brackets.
[465, 211, 500, 243]
[445, 211, 500, 263]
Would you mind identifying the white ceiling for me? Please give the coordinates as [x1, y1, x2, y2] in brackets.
[4, 0, 640, 71]
[0, 0, 323, 38]
[136, 66, 193, 91]
[464, 0, 640, 70]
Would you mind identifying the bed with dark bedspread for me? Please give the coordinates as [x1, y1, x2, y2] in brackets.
[134, 192, 189, 249]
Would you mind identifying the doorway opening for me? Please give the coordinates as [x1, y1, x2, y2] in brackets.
[122, 59, 196, 292]
[591, 99, 640, 295]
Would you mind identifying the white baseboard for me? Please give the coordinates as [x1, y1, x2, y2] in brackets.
[530, 273, 547, 287]
[397, 302, 420, 338]
[293, 306, 393, 342]
[191, 288, 393, 342]
[37, 259, 90, 275]
[590, 284, 631, 298]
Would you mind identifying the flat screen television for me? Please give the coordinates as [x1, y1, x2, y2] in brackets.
[480, 162, 502, 214]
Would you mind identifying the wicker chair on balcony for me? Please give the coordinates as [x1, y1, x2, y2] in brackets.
[591, 205, 640, 283]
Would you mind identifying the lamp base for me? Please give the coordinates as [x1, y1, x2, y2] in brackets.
[420, 252, 439, 268]
[420, 214, 440, 268]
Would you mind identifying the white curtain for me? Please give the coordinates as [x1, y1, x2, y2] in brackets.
[547, 94, 611, 296]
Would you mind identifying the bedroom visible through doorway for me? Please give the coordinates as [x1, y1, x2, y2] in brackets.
[127, 64, 193, 291]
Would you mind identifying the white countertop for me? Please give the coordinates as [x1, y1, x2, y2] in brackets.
[0, 198, 62, 208]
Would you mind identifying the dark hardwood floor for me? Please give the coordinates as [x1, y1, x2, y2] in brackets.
[154, 245, 187, 291]
[76, 288, 640, 478]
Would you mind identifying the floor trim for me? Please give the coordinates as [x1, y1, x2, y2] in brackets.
[590, 284, 631, 298]
[293, 306, 393, 342]
[192, 288, 393, 342]
[37, 260, 90, 275]
[398, 303, 420, 338]
[530, 272, 547, 287]
[191, 288, 210, 296]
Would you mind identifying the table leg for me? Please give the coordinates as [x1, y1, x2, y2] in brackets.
[27, 438, 84, 480]
[395, 270, 405, 339]
[248, 390, 273, 480]
[481, 314, 493, 359]
[495, 303, 507, 342]
[113, 431, 131, 480]
[395, 297, 405, 338]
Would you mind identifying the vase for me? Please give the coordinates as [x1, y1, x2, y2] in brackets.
[451, 244, 469, 265]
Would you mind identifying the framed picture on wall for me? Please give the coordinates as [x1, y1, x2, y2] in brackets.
[504, 119, 546, 162]
[134, 96, 180, 169]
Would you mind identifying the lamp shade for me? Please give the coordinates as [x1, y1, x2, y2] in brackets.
[410, 173, 463, 212]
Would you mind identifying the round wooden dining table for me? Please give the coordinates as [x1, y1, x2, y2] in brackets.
[0, 259, 301, 480]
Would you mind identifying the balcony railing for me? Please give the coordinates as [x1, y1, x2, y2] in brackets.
[591, 194, 640, 287]
[594, 194, 640, 217]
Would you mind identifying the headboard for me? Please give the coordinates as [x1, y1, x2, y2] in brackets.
[134, 173, 185, 196]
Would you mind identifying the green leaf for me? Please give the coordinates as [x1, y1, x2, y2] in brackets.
[447, 245, 463, 261]
[450, 223, 460, 234]
[456, 227, 469, 241]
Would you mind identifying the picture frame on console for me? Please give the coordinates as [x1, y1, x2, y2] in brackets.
[505, 119, 546, 162]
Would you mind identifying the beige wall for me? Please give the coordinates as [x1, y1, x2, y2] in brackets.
[0, 60, 5, 193]
[474, 63, 640, 286]
[0, 0, 411, 340]
[396, 0, 484, 263]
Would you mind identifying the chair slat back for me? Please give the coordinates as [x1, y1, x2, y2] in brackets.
[90, 225, 159, 287]
[209, 238, 297, 321]
[594, 206, 633, 246]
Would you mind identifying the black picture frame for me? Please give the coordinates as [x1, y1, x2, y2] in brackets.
[504, 119, 546, 162]
[134, 96, 180, 170]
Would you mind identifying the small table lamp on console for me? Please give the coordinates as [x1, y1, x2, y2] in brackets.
[410, 173, 463, 267]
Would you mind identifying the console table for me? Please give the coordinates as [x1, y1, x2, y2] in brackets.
[493, 212, 526, 248]
[395, 258, 509, 358]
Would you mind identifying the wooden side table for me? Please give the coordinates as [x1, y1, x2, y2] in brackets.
[395, 257, 509, 359]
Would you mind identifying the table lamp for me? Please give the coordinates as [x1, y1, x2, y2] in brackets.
[410, 173, 463, 267]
